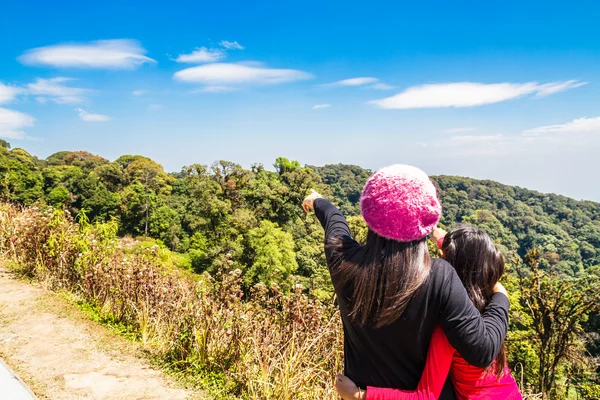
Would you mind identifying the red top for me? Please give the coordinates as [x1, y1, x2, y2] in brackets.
[366, 234, 521, 400]
[366, 327, 521, 400]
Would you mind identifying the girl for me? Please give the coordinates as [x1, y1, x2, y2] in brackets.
[334, 225, 521, 400]
[303, 164, 510, 399]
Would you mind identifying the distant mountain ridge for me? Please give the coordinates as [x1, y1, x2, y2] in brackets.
[2, 142, 598, 276]
[312, 164, 600, 274]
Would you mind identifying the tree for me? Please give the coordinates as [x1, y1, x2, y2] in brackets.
[149, 205, 182, 249]
[123, 157, 174, 235]
[347, 215, 368, 244]
[244, 220, 298, 287]
[119, 183, 155, 235]
[47, 186, 69, 206]
[517, 249, 600, 398]
[310, 164, 371, 216]
[46, 151, 108, 172]
[1, 148, 44, 204]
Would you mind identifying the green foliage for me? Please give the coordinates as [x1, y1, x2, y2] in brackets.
[0, 146, 44, 204]
[149, 205, 182, 249]
[517, 249, 600, 398]
[47, 186, 69, 206]
[310, 164, 371, 216]
[347, 215, 368, 244]
[244, 220, 298, 287]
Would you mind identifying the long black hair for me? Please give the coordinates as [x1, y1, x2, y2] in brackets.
[441, 224, 507, 376]
[329, 229, 431, 328]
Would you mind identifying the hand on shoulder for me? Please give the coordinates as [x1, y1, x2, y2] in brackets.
[493, 281, 508, 297]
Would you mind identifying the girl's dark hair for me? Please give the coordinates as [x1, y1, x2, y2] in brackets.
[329, 229, 431, 328]
[441, 224, 506, 376]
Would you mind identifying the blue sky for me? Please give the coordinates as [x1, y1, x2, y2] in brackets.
[2, 0, 600, 200]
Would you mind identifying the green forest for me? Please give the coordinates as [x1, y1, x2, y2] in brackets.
[1, 138, 599, 399]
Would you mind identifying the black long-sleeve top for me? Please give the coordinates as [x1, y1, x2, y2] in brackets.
[314, 198, 509, 400]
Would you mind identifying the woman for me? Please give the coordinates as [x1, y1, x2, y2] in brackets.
[334, 225, 521, 399]
[302, 165, 510, 399]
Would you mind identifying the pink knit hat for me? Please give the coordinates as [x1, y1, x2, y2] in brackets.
[360, 164, 442, 242]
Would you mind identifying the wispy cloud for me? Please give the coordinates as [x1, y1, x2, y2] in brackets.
[27, 77, 88, 104]
[175, 47, 226, 63]
[369, 81, 587, 110]
[147, 104, 163, 111]
[19, 39, 156, 69]
[420, 134, 509, 156]
[312, 104, 331, 109]
[442, 127, 476, 134]
[0, 83, 21, 104]
[420, 116, 600, 158]
[75, 108, 111, 122]
[369, 83, 395, 90]
[326, 77, 380, 87]
[0, 107, 35, 139]
[194, 86, 238, 93]
[174, 62, 312, 87]
[524, 117, 600, 134]
[132, 90, 147, 96]
[219, 41, 244, 50]
[534, 80, 588, 97]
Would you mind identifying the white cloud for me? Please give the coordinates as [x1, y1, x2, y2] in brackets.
[132, 90, 147, 96]
[27, 77, 88, 104]
[395, 132, 600, 200]
[312, 104, 331, 109]
[369, 83, 395, 90]
[369, 80, 586, 110]
[421, 134, 511, 156]
[19, 39, 156, 69]
[0, 83, 21, 104]
[0, 107, 35, 139]
[75, 108, 111, 122]
[327, 77, 380, 87]
[147, 104, 163, 111]
[220, 41, 244, 50]
[195, 86, 237, 93]
[442, 127, 476, 133]
[418, 117, 600, 159]
[175, 47, 226, 63]
[524, 117, 600, 134]
[173, 62, 312, 86]
[534, 80, 588, 97]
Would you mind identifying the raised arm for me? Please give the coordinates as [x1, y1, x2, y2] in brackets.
[438, 266, 509, 368]
[303, 190, 352, 243]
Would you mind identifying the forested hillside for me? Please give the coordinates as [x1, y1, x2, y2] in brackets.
[1, 139, 599, 398]
[315, 164, 600, 275]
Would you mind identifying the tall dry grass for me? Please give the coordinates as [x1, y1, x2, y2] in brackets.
[0, 203, 342, 399]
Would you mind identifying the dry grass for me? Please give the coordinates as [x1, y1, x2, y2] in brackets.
[0, 204, 342, 399]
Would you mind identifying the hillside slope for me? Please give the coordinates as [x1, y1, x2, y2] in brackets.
[2, 142, 599, 276]
[313, 164, 600, 274]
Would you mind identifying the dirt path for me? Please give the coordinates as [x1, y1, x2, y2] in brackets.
[0, 266, 201, 400]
